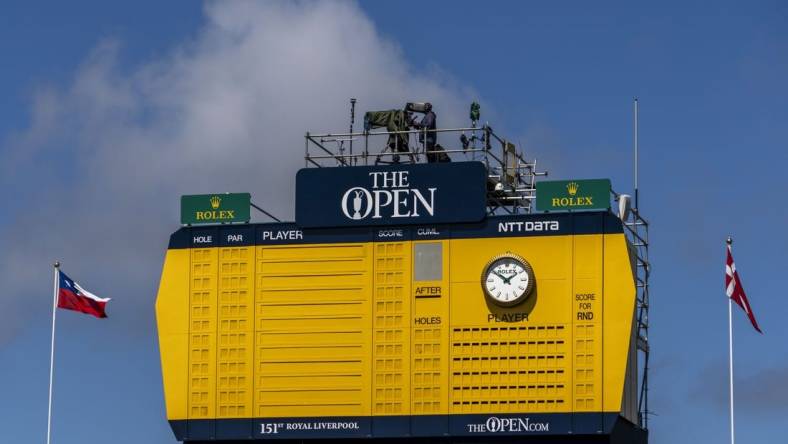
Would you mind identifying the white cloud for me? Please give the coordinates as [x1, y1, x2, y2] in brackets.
[0, 0, 476, 342]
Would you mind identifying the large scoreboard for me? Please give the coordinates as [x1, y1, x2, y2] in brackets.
[156, 202, 645, 442]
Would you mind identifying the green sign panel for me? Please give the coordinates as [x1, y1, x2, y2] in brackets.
[181, 193, 251, 225]
[535, 179, 611, 212]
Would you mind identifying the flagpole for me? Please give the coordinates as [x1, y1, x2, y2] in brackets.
[47, 261, 60, 444]
[726, 237, 735, 444]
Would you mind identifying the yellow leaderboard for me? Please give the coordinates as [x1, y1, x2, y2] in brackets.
[156, 211, 640, 441]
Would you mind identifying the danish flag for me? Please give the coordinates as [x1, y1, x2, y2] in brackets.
[725, 244, 761, 333]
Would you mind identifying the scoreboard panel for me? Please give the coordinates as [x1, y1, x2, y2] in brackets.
[156, 211, 642, 442]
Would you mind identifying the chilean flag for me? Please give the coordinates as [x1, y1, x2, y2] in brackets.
[58, 271, 110, 318]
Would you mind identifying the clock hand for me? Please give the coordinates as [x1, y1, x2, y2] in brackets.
[492, 271, 510, 283]
[493, 271, 513, 285]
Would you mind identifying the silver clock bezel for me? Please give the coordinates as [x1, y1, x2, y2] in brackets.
[480, 252, 535, 307]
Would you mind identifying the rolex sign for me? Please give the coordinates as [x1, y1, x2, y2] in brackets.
[295, 162, 487, 228]
[535, 179, 611, 212]
[181, 193, 251, 225]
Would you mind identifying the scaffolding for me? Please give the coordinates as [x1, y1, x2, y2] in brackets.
[613, 190, 651, 431]
[305, 124, 547, 214]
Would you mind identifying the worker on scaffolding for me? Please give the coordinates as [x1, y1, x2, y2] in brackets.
[410, 102, 437, 155]
[364, 102, 446, 164]
[410, 102, 450, 163]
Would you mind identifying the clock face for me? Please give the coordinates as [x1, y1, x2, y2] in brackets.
[481, 253, 535, 307]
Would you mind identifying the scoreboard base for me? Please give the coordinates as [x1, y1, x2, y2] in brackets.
[171, 413, 646, 443]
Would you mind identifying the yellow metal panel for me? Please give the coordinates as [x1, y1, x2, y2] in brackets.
[411, 240, 450, 415]
[602, 233, 637, 413]
[155, 249, 190, 420]
[450, 236, 572, 282]
[216, 246, 254, 418]
[621, 311, 639, 423]
[372, 242, 411, 415]
[254, 243, 372, 418]
[449, 236, 572, 325]
[449, 236, 572, 414]
[572, 234, 603, 412]
[158, 333, 189, 419]
[158, 227, 640, 424]
[450, 325, 569, 414]
[189, 248, 218, 419]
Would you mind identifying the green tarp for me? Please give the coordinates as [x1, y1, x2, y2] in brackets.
[364, 109, 410, 152]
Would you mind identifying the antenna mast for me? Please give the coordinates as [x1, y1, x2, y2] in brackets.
[349, 98, 357, 165]
[634, 98, 639, 209]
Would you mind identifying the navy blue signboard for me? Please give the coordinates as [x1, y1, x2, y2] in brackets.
[295, 162, 487, 228]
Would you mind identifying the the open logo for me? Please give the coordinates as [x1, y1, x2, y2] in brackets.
[339, 171, 436, 221]
[341, 188, 373, 220]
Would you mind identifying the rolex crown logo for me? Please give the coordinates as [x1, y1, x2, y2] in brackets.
[210, 195, 222, 209]
[566, 182, 579, 196]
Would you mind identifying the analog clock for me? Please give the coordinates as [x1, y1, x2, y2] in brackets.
[481, 253, 535, 307]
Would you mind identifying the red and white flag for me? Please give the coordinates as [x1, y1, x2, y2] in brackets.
[725, 244, 761, 333]
[58, 271, 110, 318]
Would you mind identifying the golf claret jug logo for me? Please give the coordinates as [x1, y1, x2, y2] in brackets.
[340, 171, 436, 221]
[466, 416, 550, 433]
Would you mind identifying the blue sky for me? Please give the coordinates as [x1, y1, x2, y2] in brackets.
[1, 1, 786, 442]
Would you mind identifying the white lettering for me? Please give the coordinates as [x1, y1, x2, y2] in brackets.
[411, 187, 436, 216]
[260, 423, 282, 434]
[378, 229, 403, 238]
[368, 171, 408, 189]
[467, 423, 486, 433]
[399, 171, 409, 187]
[382, 172, 396, 188]
[282, 421, 360, 431]
[341, 172, 437, 221]
[369, 172, 381, 189]
[261, 230, 303, 241]
[467, 417, 550, 434]
[193, 235, 212, 244]
[372, 190, 394, 219]
[498, 220, 559, 233]
[392, 189, 411, 217]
